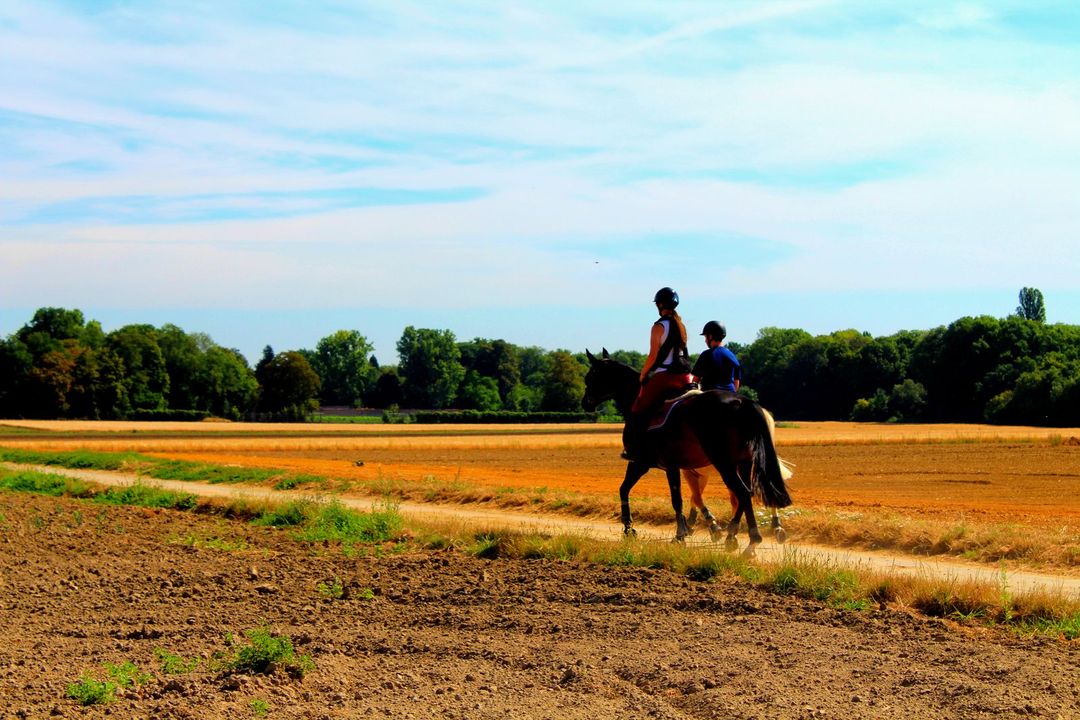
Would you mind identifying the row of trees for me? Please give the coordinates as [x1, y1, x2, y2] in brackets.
[736, 290, 1078, 425]
[0, 309, 607, 420]
[2, 289, 1076, 426]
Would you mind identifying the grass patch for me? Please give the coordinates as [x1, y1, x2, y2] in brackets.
[291, 501, 403, 547]
[0, 448, 144, 471]
[0, 448, 322, 492]
[251, 500, 312, 528]
[0, 469, 92, 497]
[92, 483, 198, 511]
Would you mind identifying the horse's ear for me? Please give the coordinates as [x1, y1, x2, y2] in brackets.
[586, 349, 597, 364]
[602, 348, 610, 359]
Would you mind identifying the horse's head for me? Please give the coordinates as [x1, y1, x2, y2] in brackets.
[582, 347, 624, 411]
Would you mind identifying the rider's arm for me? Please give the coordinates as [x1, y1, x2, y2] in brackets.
[640, 322, 664, 382]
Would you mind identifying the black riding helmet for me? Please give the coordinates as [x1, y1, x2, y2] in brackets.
[701, 320, 726, 341]
[653, 287, 679, 310]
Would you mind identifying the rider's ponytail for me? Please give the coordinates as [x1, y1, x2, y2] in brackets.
[670, 310, 688, 348]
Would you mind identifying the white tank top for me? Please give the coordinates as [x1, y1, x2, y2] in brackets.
[655, 318, 675, 372]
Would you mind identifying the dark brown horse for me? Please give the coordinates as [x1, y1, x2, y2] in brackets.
[583, 349, 792, 553]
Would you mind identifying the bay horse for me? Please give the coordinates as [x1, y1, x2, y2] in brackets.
[582, 349, 792, 553]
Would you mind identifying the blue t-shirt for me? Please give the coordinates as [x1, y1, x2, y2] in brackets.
[692, 346, 741, 392]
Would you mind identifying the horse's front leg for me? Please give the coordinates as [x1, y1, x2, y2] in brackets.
[666, 467, 690, 542]
[619, 461, 650, 537]
[682, 468, 705, 532]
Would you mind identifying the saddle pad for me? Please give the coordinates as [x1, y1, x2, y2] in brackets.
[647, 388, 702, 431]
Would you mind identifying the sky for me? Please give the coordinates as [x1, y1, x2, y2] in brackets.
[3, 1, 1079, 364]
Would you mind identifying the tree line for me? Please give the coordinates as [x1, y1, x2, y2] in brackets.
[0, 309, 608, 421]
[1, 289, 1076, 426]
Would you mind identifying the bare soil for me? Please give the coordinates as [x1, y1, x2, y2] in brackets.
[1, 492, 1077, 720]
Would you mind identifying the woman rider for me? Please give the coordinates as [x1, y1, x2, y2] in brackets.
[622, 287, 694, 461]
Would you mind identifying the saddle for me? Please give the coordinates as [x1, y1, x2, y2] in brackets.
[646, 387, 701, 431]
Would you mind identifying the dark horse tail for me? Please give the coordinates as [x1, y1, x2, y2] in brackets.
[740, 400, 792, 509]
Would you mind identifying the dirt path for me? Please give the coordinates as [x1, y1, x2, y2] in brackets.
[8, 463, 1079, 601]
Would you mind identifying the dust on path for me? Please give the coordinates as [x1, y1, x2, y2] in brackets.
[8, 462, 1079, 601]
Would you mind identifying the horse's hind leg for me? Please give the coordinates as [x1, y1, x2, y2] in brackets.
[736, 460, 763, 549]
[771, 511, 787, 543]
[619, 462, 650, 537]
[666, 467, 690, 542]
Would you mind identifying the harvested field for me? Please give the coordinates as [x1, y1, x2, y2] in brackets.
[4, 421, 1078, 530]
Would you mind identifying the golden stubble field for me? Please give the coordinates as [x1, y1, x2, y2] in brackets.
[4, 420, 1080, 529]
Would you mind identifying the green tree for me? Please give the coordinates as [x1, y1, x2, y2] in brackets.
[310, 330, 376, 406]
[364, 367, 404, 409]
[1016, 287, 1046, 323]
[106, 325, 169, 413]
[455, 370, 502, 411]
[396, 327, 465, 409]
[16, 307, 88, 358]
[199, 347, 258, 419]
[540, 350, 587, 412]
[889, 379, 927, 420]
[157, 324, 203, 410]
[458, 338, 521, 408]
[741, 327, 812, 416]
[850, 389, 890, 422]
[513, 346, 551, 411]
[257, 351, 321, 419]
[0, 337, 33, 416]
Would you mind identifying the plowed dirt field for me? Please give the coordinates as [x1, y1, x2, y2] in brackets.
[2, 492, 1078, 720]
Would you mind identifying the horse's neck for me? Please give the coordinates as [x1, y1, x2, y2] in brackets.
[612, 366, 639, 416]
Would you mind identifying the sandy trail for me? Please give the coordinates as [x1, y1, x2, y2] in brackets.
[8, 462, 1079, 601]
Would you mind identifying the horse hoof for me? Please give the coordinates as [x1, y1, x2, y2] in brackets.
[724, 537, 738, 552]
[774, 527, 787, 544]
[672, 536, 687, 545]
[623, 526, 637, 538]
[709, 523, 723, 543]
[741, 545, 757, 559]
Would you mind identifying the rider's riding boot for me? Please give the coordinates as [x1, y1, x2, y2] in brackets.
[621, 413, 647, 462]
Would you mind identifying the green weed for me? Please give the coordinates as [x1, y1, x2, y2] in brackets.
[250, 698, 271, 716]
[155, 647, 199, 674]
[173, 534, 249, 552]
[227, 625, 315, 677]
[66, 676, 116, 705]
[316, 577, 345, 599]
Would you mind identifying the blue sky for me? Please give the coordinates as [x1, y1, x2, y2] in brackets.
[3, 1, 1079, 364]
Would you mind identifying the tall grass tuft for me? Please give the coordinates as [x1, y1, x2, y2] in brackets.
[290, 500, 402, 546]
